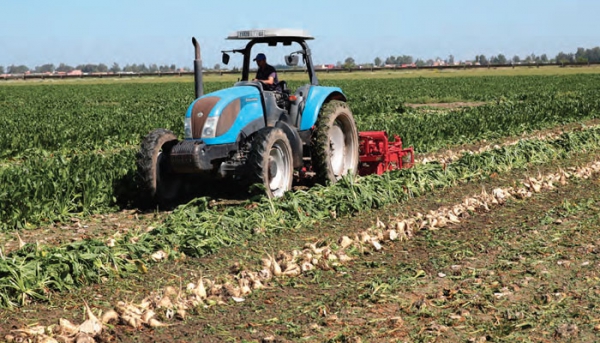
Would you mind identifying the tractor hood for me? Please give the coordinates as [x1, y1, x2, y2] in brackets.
[185, 86, 264, 145]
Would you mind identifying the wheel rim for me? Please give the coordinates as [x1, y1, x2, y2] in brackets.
[268, 140, 292, 197]
[329, 120, 358, 179]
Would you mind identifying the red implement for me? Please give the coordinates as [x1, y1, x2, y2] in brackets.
[358, 131, 414, 176]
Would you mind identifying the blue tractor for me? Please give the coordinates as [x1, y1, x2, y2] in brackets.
[137, 29, 360, 206]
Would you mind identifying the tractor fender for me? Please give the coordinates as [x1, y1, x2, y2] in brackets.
[240, 117, 266, 138]
[275, 120, 304, 169]
[298, 86, 347, 131]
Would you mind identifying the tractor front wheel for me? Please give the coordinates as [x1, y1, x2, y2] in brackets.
[247, 127, 294, 198]
[311, 100, 359, 184]
[136, 128, 182, 208]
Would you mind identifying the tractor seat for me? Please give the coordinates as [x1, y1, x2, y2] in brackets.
[276, 80, 291, 110]
[279, 80, 290, 97]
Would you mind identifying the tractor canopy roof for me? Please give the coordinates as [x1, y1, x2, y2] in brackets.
[227, 29, 314, 41]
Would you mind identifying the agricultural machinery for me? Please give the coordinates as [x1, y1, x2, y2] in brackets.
[137, 29, 414, 206]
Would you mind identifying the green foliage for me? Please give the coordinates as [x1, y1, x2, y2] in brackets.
[1, 75, 600, 230]
[0, 148, 138, 230]
[3, 126, 600, 307]
[1, 74, 600, 306]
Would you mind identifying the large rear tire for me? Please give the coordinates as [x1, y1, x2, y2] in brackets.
[247, 127, 294, 198]
[311, 100, 360, 184]
[136, 128, 182, 208]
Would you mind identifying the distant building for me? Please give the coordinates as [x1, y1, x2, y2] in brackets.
[318, 64, 335, 69]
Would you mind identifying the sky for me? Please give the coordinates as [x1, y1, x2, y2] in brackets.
[1, 0, 599, 69]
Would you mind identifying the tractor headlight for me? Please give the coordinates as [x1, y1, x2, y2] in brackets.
[202, 116, 219, 138]
[184, 117, 192, 139]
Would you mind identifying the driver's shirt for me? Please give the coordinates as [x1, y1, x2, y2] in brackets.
[255, 64, 280, 91]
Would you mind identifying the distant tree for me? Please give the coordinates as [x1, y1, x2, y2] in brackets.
[98, 63, 108, 73]
[523, 55, 532, 63]
[76, 64, 100, 73]
[170, 64, 176, 71]
[426, 59, 434, 66]
[213, 63, 220, 70]
[374, 57, 382, 67]
[573, 47, 592, 63]
[34, 64, 55, 73]
[447, 54, 455, 65]
[590, 47, 600, 62]
[55, 63, 74, 72]
[540, 54, 548, 63]
[529, 53, 537, 63]
[342, 57, 356, 69]
[109, 63, 121, 73]
[395, 55, 413, 65]
[555, 52, 574, 64]
[575, 47, 586, 61]
[0, 66, 4, 74]
[415, 59, 426, 67]
[474, 55, 480, 64]
[7, 65, 29, 74]
[385, 56, 396, 65]
[159, 65, 170, 72]
[148, 64, 159, 73]
[512, 55, 521, 64]
[479, 55, 489, 65]
[496, 54, 507, 65]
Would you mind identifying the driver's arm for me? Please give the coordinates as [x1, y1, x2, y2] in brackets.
[261, 75, 275, 85]
[252, 75, 275, 85]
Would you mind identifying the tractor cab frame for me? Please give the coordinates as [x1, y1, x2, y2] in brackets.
[221, 29, 319, 86]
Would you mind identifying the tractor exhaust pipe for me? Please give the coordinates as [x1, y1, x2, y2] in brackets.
[192, 37, 203, 98]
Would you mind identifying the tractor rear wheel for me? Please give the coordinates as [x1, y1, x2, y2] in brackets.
[247, 127, 294, 198]
[136, 128, 182, 208]
[311, 100, 359, 184]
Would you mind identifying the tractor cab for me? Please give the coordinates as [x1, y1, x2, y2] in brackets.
[220, 29, 319, 127]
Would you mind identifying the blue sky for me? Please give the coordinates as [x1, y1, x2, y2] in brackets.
[1, 0, 598, 68]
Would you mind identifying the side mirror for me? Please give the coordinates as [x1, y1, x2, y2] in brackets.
[285, 54, 299, 66]
[222, 53, 230, 65]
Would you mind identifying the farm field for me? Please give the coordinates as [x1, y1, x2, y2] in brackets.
[1, 71, 600, 342]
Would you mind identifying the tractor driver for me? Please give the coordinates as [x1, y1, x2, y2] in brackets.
[252, 53, 281, 92]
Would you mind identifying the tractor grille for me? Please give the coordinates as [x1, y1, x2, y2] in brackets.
[191, 96, 220, 139]
[216, 99, 240, 136]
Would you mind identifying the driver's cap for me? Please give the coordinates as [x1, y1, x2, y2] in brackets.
[253, 53, 266, 61]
